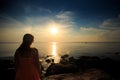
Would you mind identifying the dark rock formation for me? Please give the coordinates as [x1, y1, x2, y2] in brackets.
[44, 69, 112, 80]
[45, 63, 78, 76]
[1, 55, 120, 80]
[45, 55, 120, 79]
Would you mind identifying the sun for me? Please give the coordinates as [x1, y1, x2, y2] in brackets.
[50, 28, 58, 35]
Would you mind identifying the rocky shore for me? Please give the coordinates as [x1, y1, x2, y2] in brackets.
[43, 55, 120, 80]
[44, 69, 112, 80]
[0, 54, 120, 80]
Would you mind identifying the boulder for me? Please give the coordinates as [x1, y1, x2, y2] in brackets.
[45, 63, 78, 76]
[44, 69, 112, 80]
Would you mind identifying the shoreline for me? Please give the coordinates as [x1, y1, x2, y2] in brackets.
[0, 54, 120, 80]
[1, 51, 120, 60]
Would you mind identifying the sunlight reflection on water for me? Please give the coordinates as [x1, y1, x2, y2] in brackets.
[0, 42, 120, 61]
[51, 42, 60, 63]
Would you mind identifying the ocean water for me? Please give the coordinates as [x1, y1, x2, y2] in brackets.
[0, 42, 120, 62]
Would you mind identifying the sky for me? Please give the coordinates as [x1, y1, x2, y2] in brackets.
[0, 0, 120, 42]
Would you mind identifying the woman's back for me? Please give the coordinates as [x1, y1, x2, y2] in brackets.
[17, 52, 35, 69]
[15, 48, 41, 80]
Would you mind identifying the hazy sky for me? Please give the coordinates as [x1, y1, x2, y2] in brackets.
[0, 0, 120, 42]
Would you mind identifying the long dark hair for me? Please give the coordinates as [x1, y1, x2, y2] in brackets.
[18, 34, 34, 53]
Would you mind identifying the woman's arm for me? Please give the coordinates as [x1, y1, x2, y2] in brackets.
[33, 48, 42, 78]
[14, 50, 19, 72]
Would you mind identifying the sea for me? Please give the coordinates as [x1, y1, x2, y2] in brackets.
[0, 42, 120, 63]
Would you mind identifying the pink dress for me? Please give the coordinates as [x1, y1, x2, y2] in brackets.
[15, 56, 41, 80]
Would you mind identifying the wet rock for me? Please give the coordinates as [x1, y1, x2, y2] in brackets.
[44, 69, 112, 80]
[45, 63, 78, 76]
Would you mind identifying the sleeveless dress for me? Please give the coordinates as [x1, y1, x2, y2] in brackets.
[15, 56, 41, 80]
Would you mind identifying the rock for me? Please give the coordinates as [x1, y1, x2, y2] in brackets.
[43, 73, 81, 80]
[44, 69, 112, 80]
[80, 69, 112, 80]
[45, 63, 78, 76]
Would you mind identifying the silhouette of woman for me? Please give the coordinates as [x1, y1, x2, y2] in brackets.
[14, 34, 41, 80]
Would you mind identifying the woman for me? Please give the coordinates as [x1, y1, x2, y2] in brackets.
[14, 34, 41, 80]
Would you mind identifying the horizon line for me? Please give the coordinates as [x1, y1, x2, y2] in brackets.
[0, 41, 120, 43]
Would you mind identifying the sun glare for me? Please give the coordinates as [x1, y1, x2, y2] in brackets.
[50, 28, 58, 34]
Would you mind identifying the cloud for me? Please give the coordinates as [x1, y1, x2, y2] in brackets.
[24, 5, 52, 16]
[97, 14, 120, 41]
[1, 11, 120, 42]
[55, 11, 75, 29]
[80, 27, 107, 33]
[100, 14, 120, 29]
[0, 10, 76, 42]
[100, 29, 120, 41]
[78, 27, 120, 42]
[0, 14, 26, 28]
[0, 10, 75, 30]
[56, 11, 73, 20]
[79, 27, 108, 37]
